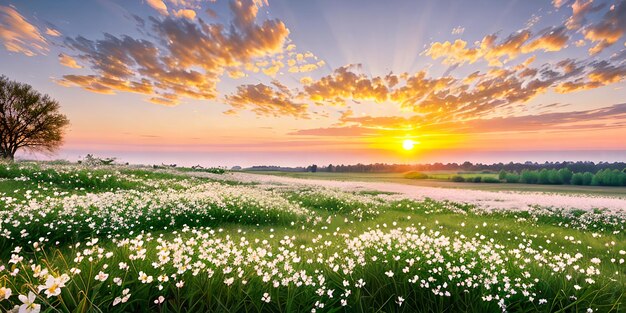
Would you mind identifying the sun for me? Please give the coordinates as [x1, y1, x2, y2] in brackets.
[402, 139, 415, 150]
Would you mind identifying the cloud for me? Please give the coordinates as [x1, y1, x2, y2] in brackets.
[58, 53, 82, 68]
[173, 9, 196, 20]
[521, 27, 569, 53]
[58, 0, 290, 106]
[292, 103, 626, 136]
[425, 30, 554, 67]
[565, 0, 604, 30]
[301, 64, 392, 105]
[0, 5, 47, 56]
[45, 27, 61, 37]
[583, 0, 626, 54]
[451, 26, 465, 35]
[225, 82, 308, 118]
[146, 0, 169, 16]
[552, 0, 570, 9]
[290, 125, 377, 136]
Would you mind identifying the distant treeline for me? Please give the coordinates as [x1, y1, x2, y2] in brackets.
[247, 165, 309, 172]
[497, 168, 626, 186]
[299, 161, 626, 173]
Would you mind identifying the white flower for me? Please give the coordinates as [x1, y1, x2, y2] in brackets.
[18, 291, 40, 313]
[538, 299, 547, 305]
[261, 292, 271, 303]
[385, 270, 394, 277]
[396, 296, 405, 306]
[138, 271, 153, 283]
[154, 296, 165, 304]
[37, 275, 67, 298]
[0, 287, 11, 300]
[112, 297, 122, 306]
[95, 271, 109, 282]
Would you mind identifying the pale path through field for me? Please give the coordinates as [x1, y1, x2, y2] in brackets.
[188, 171, 626, 213]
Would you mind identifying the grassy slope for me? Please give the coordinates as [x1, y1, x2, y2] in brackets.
[1, 165, 624, 312]
[246, 171, 626, 197]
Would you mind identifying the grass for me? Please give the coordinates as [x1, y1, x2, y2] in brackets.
[0, 163, 624, 312]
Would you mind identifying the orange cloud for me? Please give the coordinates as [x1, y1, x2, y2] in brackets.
[58, 0, 290, 106]
[173, 9, 196, 20]
[521, 27, 569, 53]
[146, 0, 169, 16]
[425, 29, 561, 67]
[225, 82, 308, 118]
[583, 1, 626, 54]
[0, 5, 47, 56]
[302, 64, 391, 105]
[45, 27, 61, 37]
[292, 103, 626, 137]
[58, 53, 82, 68]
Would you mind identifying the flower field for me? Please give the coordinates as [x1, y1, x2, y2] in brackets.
[0, 163, 624, 312]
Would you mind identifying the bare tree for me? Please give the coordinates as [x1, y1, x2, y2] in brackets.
[0, 76, 69, 160]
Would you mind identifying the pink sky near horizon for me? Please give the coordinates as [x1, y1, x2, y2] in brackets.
[1, 0, 626, 166]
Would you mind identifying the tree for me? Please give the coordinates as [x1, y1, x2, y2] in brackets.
[538, 169, 550, 184]
[571, 173, 584, 185]
[558, 168, 573, 184]
[0, 76, 69, 160]
[498, 170, 507, 180]
[582, 172, 594, 185]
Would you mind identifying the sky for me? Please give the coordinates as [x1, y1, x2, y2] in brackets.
[0, 0, 625, 167]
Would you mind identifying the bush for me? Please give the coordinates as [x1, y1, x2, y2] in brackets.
[582, 172, 594, 185]
[520, 169, 539, 184]
[472, 176, 482, 183]
[482, 177, 500, 183]
[404, 171, 429, 179]
[505, 173, 520, 183]
[450, 175, 465, 182]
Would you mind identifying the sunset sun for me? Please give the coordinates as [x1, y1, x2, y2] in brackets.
[402, 139, 416, 150]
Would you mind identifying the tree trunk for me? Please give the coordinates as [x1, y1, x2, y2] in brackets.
[0, 150, 14, 161]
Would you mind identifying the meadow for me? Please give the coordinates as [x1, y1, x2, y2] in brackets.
[0, 162, 625, 312]
[250, 171, 626, 197]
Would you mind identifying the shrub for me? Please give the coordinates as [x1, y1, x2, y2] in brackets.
[582, 172, 594, 185]
[450, 175, 465, 182]
[472, 176, 482, 183]
[482, 177, 500, 183]
[505, 173, 520, 183]
[520, 169, 539, 184]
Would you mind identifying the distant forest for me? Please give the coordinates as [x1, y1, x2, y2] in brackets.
[246, 161, 626, 173]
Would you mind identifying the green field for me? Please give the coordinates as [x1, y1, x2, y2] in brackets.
[247, 171, 626, 197]
[0, 162, 625, 312]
